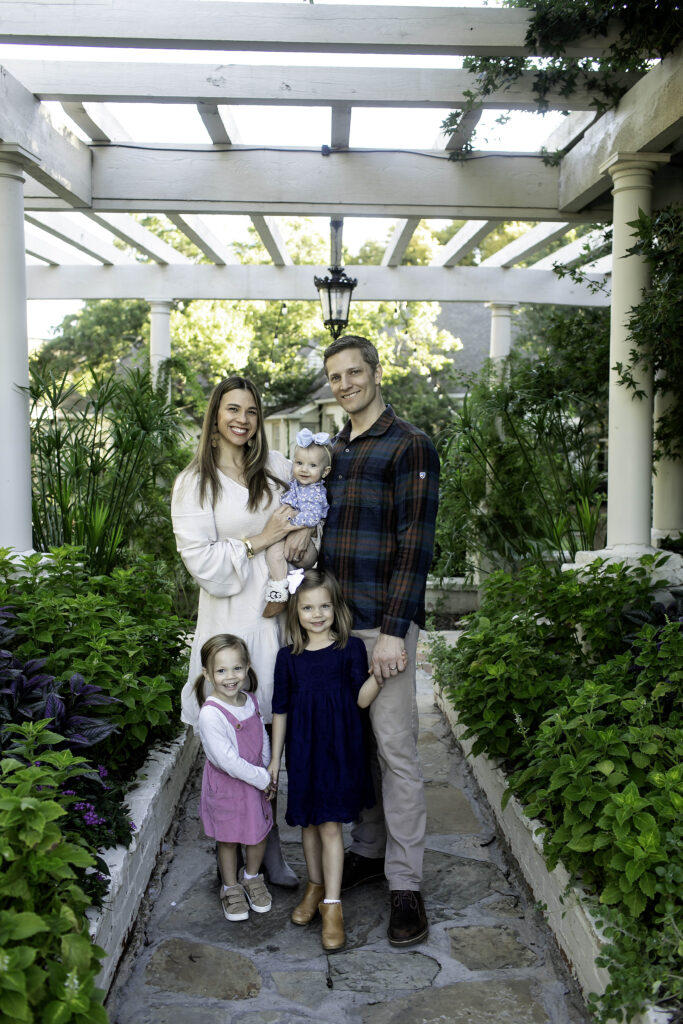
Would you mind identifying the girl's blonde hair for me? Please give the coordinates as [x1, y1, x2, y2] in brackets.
[184, 375, 286, 511]
[193, 633, 258, 708]
[286, 569, 352, 656]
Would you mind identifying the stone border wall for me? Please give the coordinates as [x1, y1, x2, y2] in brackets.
[434, 683, 671, 1024]
[425, 575, 479, 615]
[88, 726, 201, 993]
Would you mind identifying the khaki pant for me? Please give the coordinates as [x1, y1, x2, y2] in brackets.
[350, 622, 426, 891]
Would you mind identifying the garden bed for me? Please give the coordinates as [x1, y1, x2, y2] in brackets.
[433, 681, 671, 1024]
[88, 727, 200, 993]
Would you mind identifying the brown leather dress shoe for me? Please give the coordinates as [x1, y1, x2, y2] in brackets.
[318, 900, 346, 951]
[388, 890, 428, 947]
[291, 882, 324, 925]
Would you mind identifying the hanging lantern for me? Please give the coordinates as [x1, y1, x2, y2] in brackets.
[314, 265, 358, 339]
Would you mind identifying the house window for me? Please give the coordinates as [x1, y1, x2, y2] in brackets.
[272, 423, 281, 450]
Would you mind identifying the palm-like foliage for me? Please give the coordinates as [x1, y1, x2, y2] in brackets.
[29, 367, 186, 574]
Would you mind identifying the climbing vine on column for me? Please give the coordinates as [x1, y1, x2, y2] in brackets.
[617, 203, 683, 461]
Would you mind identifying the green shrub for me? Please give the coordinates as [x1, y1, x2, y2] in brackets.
[434, 356, 606, 579]
[0, 723, 107, 1024]
[431, 557, 683, 1022]
[0, 547, 190, 776]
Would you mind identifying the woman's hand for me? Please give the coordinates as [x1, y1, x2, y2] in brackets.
[284, 526, 315, 564]
[255, 505, 302, 550]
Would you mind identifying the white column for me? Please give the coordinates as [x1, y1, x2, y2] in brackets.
[149, 300, 172, 388]
[600, 152, 670, 548]
[487, 302, 514, 362]
[652, 389, 683, 544]
[0, 146, 33, 553]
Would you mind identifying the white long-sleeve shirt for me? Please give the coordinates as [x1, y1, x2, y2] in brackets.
[197, 693, 271, 791]
[171, 452, 292, 726]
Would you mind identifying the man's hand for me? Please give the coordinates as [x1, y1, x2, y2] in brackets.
[371, 633, 408, 684]
[284, 526, 315, 563]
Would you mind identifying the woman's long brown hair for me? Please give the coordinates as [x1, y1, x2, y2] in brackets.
[186, 375, 286, 511]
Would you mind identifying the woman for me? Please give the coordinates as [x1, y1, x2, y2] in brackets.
[172, 375, 316, 886]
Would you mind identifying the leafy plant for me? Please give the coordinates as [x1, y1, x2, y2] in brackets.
[434, 352, 606, 578]
[29, 365, 187, 576]
[441, 1, 682, 155]
[0, 606, 119, 755]
[430, 557, 683, 1023]
[0, 547, 190, 776]
[0, 723, 108, 1024]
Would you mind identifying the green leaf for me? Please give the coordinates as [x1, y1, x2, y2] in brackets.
[567, 833, 595, 852]
[599, 883, 622, 905]
[622, 888, 647, 917]
[0, 911, 50, 941]
[42, 1000, 74, 1024]
[0, 989, 30, 1022]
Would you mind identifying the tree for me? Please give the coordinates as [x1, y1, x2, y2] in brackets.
[31, 218, 463, 436]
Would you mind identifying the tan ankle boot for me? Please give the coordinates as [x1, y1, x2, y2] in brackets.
[291, 882, 324, 925]
[318, 900, 346, 951]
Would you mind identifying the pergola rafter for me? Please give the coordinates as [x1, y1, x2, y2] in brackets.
[0, 1, 680, 560]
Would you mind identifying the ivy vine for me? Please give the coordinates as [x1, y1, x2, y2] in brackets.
[443, 0, 683, 157]
[617, 203, 683, 462]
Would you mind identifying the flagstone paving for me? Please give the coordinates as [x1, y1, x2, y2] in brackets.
[106, 636, 590, 1024]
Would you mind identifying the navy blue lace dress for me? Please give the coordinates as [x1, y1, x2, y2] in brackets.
[272, 637, 375, 827]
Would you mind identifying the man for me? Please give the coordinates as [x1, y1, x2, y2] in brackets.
[319, 334, 440, 947]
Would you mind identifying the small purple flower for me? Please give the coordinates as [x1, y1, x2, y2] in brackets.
[62, 789, 76, 796]
[129, 821, 137, 832]
[97, 765, 109, 779]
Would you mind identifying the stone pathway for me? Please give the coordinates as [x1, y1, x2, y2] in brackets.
[106, 637, 589, 1024]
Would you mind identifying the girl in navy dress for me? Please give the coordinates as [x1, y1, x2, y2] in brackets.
[195, 634, 276, 923]
[268, 569, 380, 951]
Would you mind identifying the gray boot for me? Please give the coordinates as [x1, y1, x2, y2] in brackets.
[262, 825, 298, 888]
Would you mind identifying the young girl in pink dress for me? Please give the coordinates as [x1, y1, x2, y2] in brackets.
[194, 634, 276, 922]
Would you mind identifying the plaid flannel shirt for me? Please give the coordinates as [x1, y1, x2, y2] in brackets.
[319, 405, 440, 637]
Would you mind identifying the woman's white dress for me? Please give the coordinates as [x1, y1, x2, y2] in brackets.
[171, 450, 291, 727]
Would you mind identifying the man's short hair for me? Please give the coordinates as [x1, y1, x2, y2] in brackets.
[323, 335, 380, 373]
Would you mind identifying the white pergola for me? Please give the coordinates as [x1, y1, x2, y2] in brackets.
[0, 2, 681, 562]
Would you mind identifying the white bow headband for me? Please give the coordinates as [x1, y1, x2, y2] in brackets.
[295, 428, 331, 448]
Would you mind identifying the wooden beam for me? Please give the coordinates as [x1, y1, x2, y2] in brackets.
[165, 213, 235, 265]
[85, 212, 192, 264]
[60, 102, 132, 143]
[480, 222, 570, 267]
[24, 212, 136, 265]
[434, 220, 496, 266]
[440, 109, 483, 152]
[24, 224, 93, 266]
[197, 103, 240, 145]
[530, 228, 606, 270]
[0, 3, 618, 58]
[3, 61, 620, 111]
[559, 48, 683, 212]
[249, 216, 292, 267]
[0, 65, 91, 206]
[331, 105, 352, 149]
[74, 147, 611, 221]
[382, 218, 422, 267]
[25, 263, 610, 306]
